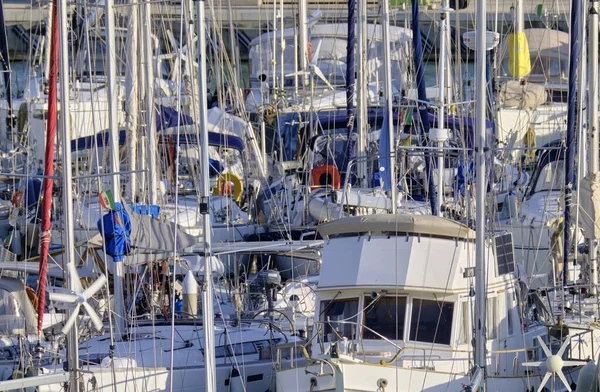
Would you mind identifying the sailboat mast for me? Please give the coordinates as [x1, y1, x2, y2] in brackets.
[142, 0, 157, 205]
[434, 3, 451, 216]
[474, 0, 487, 371]
[195, 0, 216, 390]
[382, 0, 396, 209]
[588, 0, 598, 296]
[105, 0, 126, 337]
[226, 0, 240, 88]
[125, 0, 139, 202]
[58, 0, 80, 382]
[411, 0, 437, 215]
[346, 0, 356, 164]
[356, 0, 367, 187]
[298, 0, 308, 85]
[36, 0, 58, 337]
[564, 0, 581, 287]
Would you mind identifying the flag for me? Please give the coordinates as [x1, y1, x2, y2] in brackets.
[3, 231, 12, 249]
[536, 4, 544, 17]
[99, 190, 117, 210]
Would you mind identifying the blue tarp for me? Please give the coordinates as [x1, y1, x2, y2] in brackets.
[129, 204, 160, 219]
[156, 105, 195, 132]
[97, 203, 132, 262]
[24, 178, 42, 209]
[71, 129, 127, 151]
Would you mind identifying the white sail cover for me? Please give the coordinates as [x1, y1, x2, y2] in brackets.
[579, 173, 600, 239]
[497, 80, 547, 109]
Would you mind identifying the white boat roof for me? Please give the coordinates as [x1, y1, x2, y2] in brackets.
[249, 23, 412, 47]
[318, 214, 475, 240]
[193, 240, 323, 256]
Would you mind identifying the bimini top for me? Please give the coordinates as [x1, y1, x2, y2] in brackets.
[318, 214, 475, 240]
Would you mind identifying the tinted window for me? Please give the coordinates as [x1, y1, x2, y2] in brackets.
[363, 296, 406, 340]
[320, 298, 359, 342]
[409, 299, 454, 345]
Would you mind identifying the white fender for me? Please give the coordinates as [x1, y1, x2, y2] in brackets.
[576, 361, 597, 392]
[307, 192, 343, 222]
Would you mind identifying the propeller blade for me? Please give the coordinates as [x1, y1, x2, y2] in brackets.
[46, 286, 74, 295]
[312, 66, 334, 90]
[522, 361, 544, 367]
[286, 71, 310, 78]
[47, 292, 77, 304]
[311, 39, 323, 65]
[61, 304, 81, 335]
[555, 370, 572, 391]
[536, 336, 552, 358]
[557, 336, 571, 357]
[537, 372, 552, 392]
[83, 274, 107, 300]
[563, 360, 589, 367]
[67, 262, 83, 293]
[82, 302, 103, 331]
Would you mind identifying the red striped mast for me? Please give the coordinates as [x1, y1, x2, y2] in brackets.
[36, 0, 59, 337]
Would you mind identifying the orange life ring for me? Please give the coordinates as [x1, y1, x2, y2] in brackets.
[310, 165, 341, 190]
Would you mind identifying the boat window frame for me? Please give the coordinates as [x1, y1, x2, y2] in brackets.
[407, 297, 455, 346]
[360, 294, 408, 342]
[319, 296, 361, 342]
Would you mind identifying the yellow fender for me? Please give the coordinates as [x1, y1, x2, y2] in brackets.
[213, 173, 244, 203]
[508, 32, 531, 78]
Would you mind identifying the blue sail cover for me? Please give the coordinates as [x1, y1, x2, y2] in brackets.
[156, 105, 194, 132]
[24, 178, 42, 209]
[97, 203, 132, 262]
[378, 114, 392, 191]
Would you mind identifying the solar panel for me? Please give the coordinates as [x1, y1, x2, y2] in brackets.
[494, 233, 515, 275]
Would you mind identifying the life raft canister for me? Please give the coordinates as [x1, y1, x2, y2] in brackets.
[310, 165, 341, 190]
[213, 173, 244, 203]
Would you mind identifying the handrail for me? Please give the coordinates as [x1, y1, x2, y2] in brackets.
[275, 341, 311, 361]
[300, 231, 317, 241]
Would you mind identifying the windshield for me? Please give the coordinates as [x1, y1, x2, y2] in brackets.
[320, 298, 359, 342]
[409, 299, 454, 345]
[533, 160, 564, 193]
[363, 296, 407, 341]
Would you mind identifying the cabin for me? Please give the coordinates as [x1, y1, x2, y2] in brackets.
[277, 214, 566, 391]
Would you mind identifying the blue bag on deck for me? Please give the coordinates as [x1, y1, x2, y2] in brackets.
[97, 203, 132, 262]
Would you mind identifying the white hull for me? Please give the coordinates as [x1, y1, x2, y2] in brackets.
[40, 361, 285, 392]
[277, 358, 579, 392]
